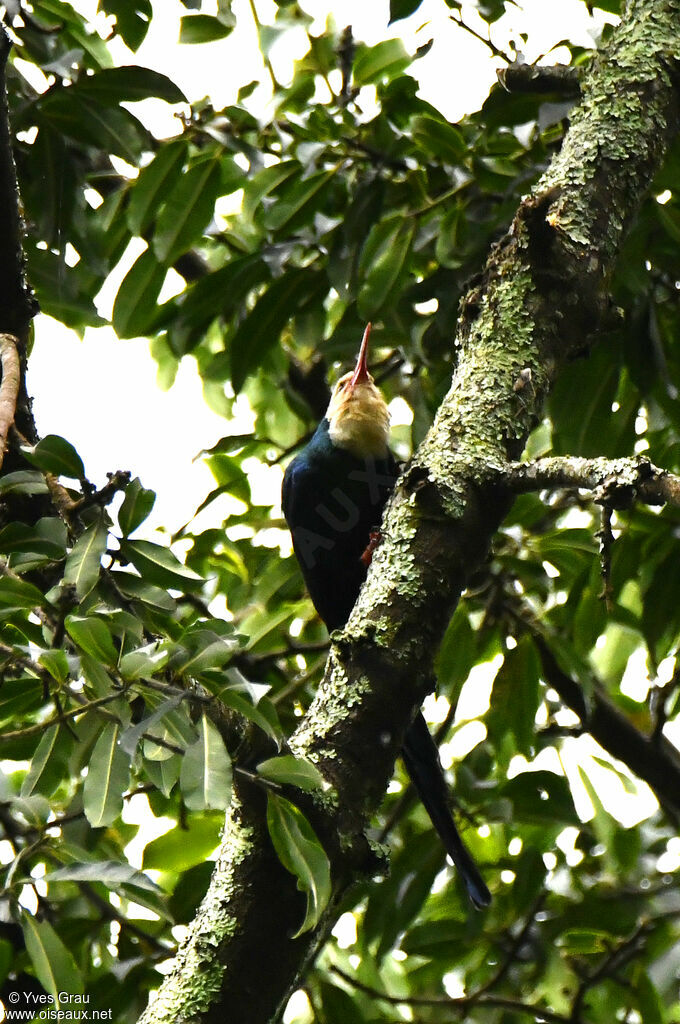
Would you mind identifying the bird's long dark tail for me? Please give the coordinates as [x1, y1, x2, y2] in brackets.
[401, 712, 491, 909]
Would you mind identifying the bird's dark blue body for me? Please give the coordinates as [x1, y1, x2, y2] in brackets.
[282, 327, 490, 909]
[282, 418, 396, 631]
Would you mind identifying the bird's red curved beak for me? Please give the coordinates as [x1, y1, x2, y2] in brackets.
[349, 323, 372, 388]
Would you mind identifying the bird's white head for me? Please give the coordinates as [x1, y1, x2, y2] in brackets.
[326, 323, 391, 459]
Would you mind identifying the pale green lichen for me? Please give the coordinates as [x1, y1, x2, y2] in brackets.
[138, 798, 255, 1024]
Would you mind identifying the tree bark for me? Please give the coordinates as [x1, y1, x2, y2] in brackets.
[139, 2, 680, 1022]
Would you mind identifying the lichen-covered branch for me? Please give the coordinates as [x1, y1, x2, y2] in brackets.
[498, 61, 581, 98]
[503, 455, 680, 508]
[139, 3, 680, 1021]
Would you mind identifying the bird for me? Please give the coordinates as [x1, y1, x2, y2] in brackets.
[282, 323, 491, 909]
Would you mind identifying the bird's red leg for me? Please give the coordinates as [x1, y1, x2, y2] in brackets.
[360, 529, 382, 568]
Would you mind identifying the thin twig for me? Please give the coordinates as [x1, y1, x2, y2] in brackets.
[329, 965, 576, 1024]
[596, 504, 614, 610]
[248, 0, 280, 91]
[78, 882, 170, 954]
[449, 10, 513, 62]
[0, 689, 130, 743]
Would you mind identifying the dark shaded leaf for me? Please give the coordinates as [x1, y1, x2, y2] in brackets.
[22, 434, 85, 478]
[118, 477, 157, 536]
[179, 13, 234, 43]
[78, 66, 186, 104]
[153, 157, 223, 264]
[22, 915, 83, 1007]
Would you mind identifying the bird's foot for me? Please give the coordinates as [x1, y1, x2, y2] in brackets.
[360, 529, 382, 568]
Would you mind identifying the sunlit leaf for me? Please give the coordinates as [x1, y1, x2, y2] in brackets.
[63, 518, 108, 598]
[65, 614, 118, 665]
[179, 714, 232, 810]
[21, 726, 74, 798]
[143, 812, 224, 872]
[119, 539, 204, 590]
[266, 792, 331, 936]
[118, 477, 157, 536]
[257, 754, 325, 792]
[83, 723, 131, 827]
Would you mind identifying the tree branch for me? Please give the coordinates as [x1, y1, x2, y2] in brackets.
[139, 3, 680, 1021]
[329, 964, 576, 1024]
[503, 455, 680, 508]
[498, 61, 582, 98]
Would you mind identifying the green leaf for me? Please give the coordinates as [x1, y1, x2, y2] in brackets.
[411, 114, 467, 163]
[489, 637, 540, 756]
[180, 714, 232, 810]
[65, 614, 118, 665]
[179, 13, 235, 43]
[45, 860, 163, 894]
[38, 648, 70, 684]
[557, 928, 613, 954]
[39, 93, 148, 164]
[174, 630, 238, 675]
[144, 754, 181, 797]
[0, 470, 49, 496]
[216, 686, 283, 745]
[143, 812, 223, 872]
[99, 0, 153, 50]
[229, 268, 326, 392]
[21, 726, 74, 798]
[262, 169, 337, 233]
[83, 722, 131, 827]
[173, 256, 268, 332]
[112, 247, 168, 338]
[118, 477, 157, 536]
[119, 643, 171, 682]
[389, 0, 423, 21]
[266, 792, 331, 936]
[109, 570, 177, 611]
[127, 141, 188, 236]
[635, 970, 664, 1024]
[153, 157, 223, 264]
[353, 39, 410, 84]
[119, 539, 204, 591]
[243, 160, 299, 218]
[120, 694, 184, 754]
[257, 754, 325, 792]
[22, 434, 85, 478]
[78, 66, 186, 104]
[22, 914, 84, 1007]
[63, 519, 108, 598]
[0, 575, 45, 608]
[358, 217, 415, 319]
